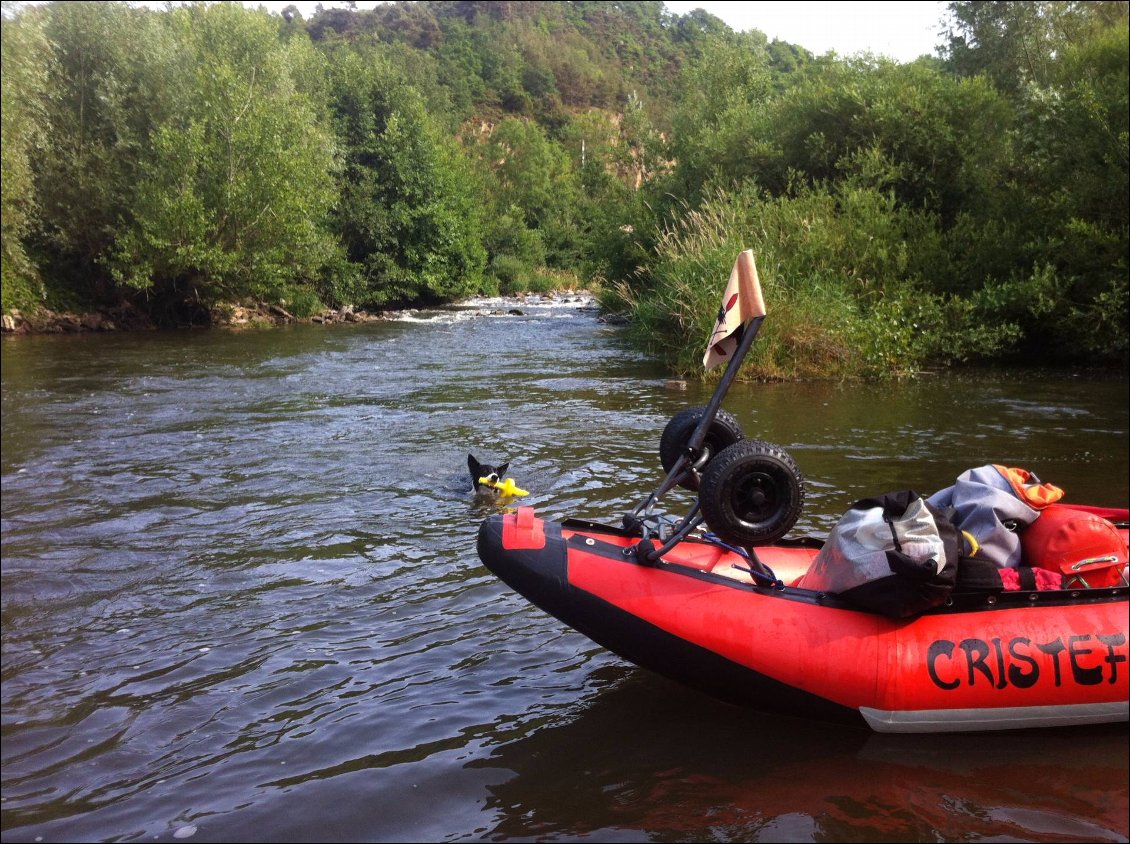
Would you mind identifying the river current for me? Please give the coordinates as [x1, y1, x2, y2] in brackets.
[2, 294, 1127, 842]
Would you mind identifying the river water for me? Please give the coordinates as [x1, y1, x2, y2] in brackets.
[2, 294, 1127, 843]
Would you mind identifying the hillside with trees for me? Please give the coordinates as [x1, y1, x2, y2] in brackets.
[2, 0, 1126, 377]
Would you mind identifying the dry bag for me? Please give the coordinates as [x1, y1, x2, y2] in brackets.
[798, 490, 960, 617]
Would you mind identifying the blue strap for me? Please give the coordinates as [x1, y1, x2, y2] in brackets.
[703, 532, 784, 588]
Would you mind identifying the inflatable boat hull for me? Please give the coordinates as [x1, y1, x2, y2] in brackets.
[477, 509, 1129, 733]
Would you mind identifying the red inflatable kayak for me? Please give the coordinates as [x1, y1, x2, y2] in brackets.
[478, 253, 1128, 733]
[477, 506, 1129, 733]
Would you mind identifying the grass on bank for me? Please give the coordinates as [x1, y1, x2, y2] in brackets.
[601, 184, 1027, 381]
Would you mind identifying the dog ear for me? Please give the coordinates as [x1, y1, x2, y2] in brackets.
[468, 454, 481, 475]
[498, 462, 510, 478]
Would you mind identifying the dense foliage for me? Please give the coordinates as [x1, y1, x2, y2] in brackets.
[1, 0, 1126, 377]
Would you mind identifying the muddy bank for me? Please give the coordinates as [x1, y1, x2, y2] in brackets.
[1, 292, 607, 336]
[2, 301, 399, 336]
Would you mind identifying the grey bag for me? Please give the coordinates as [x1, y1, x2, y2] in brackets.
[798, 490, 960, 617]
[926, 465, 1045, 568]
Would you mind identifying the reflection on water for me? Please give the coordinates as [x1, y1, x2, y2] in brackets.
[470, 671, 1129, 843]
[2, 294, 1127, 842]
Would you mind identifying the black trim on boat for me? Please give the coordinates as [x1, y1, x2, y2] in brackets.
[477, 514, 864, 727]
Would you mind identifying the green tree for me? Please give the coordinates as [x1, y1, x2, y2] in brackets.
[944, 0, 1129, 360]
[325, 46, 485, 307]
[566, 98, 663, 284]
[110, 3, 340, 319]
[1003, 21, 1129, 357]
[30, 1, 170, 307]
[433, 17, 487, 120]
[766, 58, 1012, 228]
[475, 117, 583, 270]
[664, 31, 777, 205]
[0, 4, 52, 312]
[942, 0, 1128, 94]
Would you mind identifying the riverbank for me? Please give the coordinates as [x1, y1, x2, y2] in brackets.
[0, 293, 602, 336]
[0, 301, 394, 336]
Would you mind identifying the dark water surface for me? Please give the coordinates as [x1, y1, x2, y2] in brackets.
[2, 295, 1127, 843]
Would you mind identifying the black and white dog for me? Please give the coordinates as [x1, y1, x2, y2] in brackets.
[468, 453, 510, 493]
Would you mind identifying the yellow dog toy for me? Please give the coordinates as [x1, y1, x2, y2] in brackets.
[478, 476, 529, 497]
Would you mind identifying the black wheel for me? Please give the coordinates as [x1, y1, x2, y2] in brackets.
[659, 406, 744, 491]
[699, 440, 804, 545]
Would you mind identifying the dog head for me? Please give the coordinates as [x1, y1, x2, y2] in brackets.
[468, 453, 510, 491]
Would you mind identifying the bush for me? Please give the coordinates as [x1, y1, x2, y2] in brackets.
[274, 284, 324, 319]
[490, 254, 530, 295]
[525, 267, 584, 294]
[613, 182, 965, 379]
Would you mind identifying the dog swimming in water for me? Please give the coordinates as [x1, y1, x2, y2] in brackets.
[468, 453, 510, 494]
